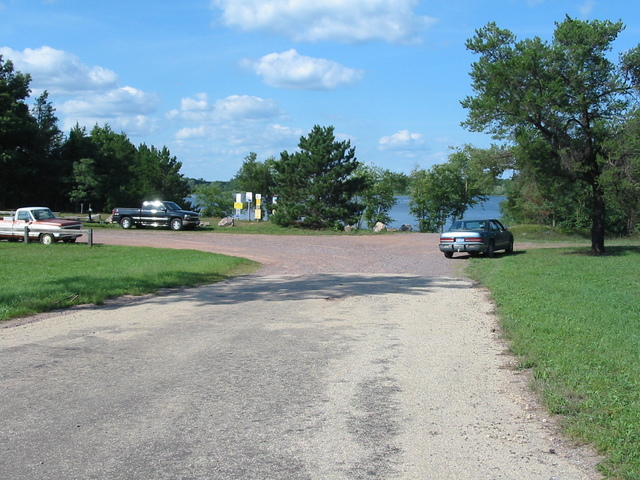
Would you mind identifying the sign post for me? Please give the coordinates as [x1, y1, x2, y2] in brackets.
[246, 192, 253, 220]
[234, 193, 243, 218]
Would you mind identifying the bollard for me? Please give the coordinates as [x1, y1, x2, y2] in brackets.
[23, 226, 29, 244]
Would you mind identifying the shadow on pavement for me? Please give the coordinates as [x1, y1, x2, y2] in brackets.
[142, 274, 472, 308]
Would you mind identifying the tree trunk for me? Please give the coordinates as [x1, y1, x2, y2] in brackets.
[591, 182, 606, 254]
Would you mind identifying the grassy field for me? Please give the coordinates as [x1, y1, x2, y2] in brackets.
[466, 246, 640, 479]
[0, 242, 259, 322]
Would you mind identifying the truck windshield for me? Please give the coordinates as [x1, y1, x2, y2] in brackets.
[163, 202, 182, 211]
[32, 209, 56, 220]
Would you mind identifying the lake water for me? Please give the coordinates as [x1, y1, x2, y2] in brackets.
[386, 195, 505, 230]
[190, 194, 505, 228]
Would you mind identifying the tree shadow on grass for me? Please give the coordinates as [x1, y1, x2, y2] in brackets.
[560, 245, 640, 257]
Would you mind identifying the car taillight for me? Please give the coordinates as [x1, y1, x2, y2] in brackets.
[440, 237, 454, 243]
[464, 237, 483, 242]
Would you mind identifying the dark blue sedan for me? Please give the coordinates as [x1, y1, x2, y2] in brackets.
[439, 219, 514, 258]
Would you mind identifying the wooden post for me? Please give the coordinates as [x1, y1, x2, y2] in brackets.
[88, 228, 93, 247]
[23, 226, 29, 244]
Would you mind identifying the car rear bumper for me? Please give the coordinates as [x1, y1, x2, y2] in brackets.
[439, 243, 486, 253]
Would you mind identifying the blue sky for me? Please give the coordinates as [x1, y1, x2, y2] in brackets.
[2, 1, 639, 181]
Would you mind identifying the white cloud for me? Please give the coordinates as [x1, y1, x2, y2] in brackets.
[0, 46, 118, 94]
[176, 125, 209, 140]
[378, 129, 425, 151]
[211, 0, 436, 43]
[214, 95, 282, 121]
[1, 46, 162, 137]
[59, 86, 159, 117]
[246, 49, 364, 90]
[171, 93, 283, 123]
[579, 0, 596, 17]
[170, 94, 295, 163]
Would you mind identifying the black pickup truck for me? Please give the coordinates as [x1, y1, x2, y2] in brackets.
[111, 201, 200, 230]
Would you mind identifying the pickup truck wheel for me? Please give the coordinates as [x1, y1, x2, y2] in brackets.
[120, 217, 133, 229]
[170, 218, 183, 231]
[40, 233, 55, 245]
[443, 252, 454, 259]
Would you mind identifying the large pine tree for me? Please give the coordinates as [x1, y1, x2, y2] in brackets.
[271, 125, 365, 229]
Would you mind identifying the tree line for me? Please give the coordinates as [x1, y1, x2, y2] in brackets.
[201, 17, 640, 253]
[0, 56, 190, 212]
[3, 16, 639, 253]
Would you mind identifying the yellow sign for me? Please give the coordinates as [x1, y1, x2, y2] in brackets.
[234, 202, 243, 210]
[256, 198, 262, 206]
[254, 209, 262, 220]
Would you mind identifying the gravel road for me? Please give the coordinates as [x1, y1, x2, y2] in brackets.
[0, 230, 603, 479]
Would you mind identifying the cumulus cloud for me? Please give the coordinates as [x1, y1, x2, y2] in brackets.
[170, 93, 295, 158]
[1, 46, 161, 136]
[0, 46, 118, 94]
[214, 94, 282, 121]
[59, 86, 159, 117]
[211, 0, 436, 43]
[378, 130, 425, 151]
[170, 93, 283, 123]
[245, 49, 364, 90]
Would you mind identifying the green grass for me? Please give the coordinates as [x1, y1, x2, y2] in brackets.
[84, 217, 401, 235]
[466, 246, 640, 479]
[0, 242, 259, 322]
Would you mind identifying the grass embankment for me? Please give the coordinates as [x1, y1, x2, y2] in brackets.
[79, 215, 392, 235]
[0, 243, 259, 322]
[466, 246, 640, 479]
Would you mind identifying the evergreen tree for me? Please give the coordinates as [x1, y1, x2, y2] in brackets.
[271, 125, 365, 229]
[0, 56, 37, 207]
[130, 144, 189, 202]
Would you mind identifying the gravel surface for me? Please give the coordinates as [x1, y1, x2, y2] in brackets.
[0, 229, 603, 479]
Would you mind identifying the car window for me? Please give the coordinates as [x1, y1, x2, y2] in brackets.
[17, 211, 30, 221]
[30, 209, 55, 220]
[489, 221, 502, 232]
[463, 221, 485, 230]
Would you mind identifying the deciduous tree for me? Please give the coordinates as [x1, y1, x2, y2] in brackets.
[462, 17, 640, 253]
[233, 152, 276, 205]
[357, 165, 396, 229]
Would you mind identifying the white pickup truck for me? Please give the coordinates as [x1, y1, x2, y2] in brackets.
[0, 207, 83, 244]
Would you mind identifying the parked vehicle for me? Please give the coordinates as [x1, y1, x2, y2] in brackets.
[110, 200, 200, 231]
[0, 207, 83, 244]
[439, 219, 514, 258]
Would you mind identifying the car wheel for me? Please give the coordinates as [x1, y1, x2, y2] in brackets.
[506, 238, 514, 254]
[120, 217, 133, 229]
[486, 241, 495, 258]
[40, 233, 55, 245]
[443, 252, 454, 259]
[170, 218, 183, 231]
